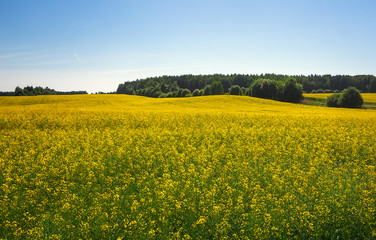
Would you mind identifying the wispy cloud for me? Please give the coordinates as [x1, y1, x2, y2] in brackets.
[0, 50, 84, 68]
[0, 52, 32, 60]
[73, 53, 81, 62]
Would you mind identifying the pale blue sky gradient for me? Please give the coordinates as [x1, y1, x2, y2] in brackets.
[1, 0, 376, 93]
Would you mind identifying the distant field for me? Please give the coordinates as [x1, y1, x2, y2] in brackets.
[1, 95, 375, 239]
[304, 93, 376, 104]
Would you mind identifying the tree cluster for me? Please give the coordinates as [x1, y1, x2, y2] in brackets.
[299, 74, 376, 93]
[247, 78, 303, 103]
[326, 87, 364, 108]
[117, 73, 376, 99]
[15, 86, 56, 96]
[56, 91, 88, 95]
[117, 74, 304, 103]
[14, 86, 87, 96]
[0, 91, 15, 96]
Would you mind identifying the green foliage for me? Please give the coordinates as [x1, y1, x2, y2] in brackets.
[369, 79, 376, 93]
[166, 92, 175, 98]
[15, 86, 26, 96]
[326, 93, 341, 107]
[0, 91, 15, 96]
[116, 74, 376, 98]
[14, 86, 65, 96]
[242, 87, 248, 95]
[154, 91, 163, 98]
[203, 85, 211, 96]
[282, 78, 303, 103]
[14, 86, 77, 96]
[169, 81, 179, 92]
[250, 79, 277, 99]
[210, 81, 224, 95]
[245, 88, 251, 96]
[161, 83, 169, 93]
[181, 89, 191, 98]
[248, 78, 303, 103]
[117, 84, 135, 95]
[229, 85, 242, 95]
[276, 81, 284, 100]
[338, 87, 363, 108]
[185, 93, 192, 97]
[192, 89, 200, 96]
[177, 88, 184, 97]
[326, 87, 364, 108]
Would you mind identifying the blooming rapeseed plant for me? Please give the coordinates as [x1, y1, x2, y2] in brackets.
[0, 94, 375, 239]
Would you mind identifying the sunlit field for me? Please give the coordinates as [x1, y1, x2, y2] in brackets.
[1, 95, 376, 239]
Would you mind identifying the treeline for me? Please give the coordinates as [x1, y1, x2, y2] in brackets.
[118, 74, 303, 103]
[5, 86, 88, 96]
[56, 91, 89, 95]
[117, 74, 376, 98]
[0, 92, 15, 96]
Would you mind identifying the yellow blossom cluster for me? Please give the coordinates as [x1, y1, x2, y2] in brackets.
[0, 94, 375, 239]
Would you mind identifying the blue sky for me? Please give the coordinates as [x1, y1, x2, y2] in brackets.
[1, 0, 376, 93]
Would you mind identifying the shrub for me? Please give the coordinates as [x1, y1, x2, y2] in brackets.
[326, 93, 341, 107]
[338, 87, 363, 108]
[177, 88, 184, 97]
[245, 87, 251, 96]
[153, 90, 163, 98]
[161, 83, 169, 93]
[185, 94, 192, 97]
[276, 81, 284, 100]
[203, 85, 211, 96]
[241, 87, 247, 95]
[166, 92, 175, 98]
[250, 79, 277, 99]
[282, 78, 303, 103]
[229, 85, 242, 95]
[181, 89, 191, 98]
[316, 89, 324, 93]
[192, 89, 200, 96]
[171, 91, 179, 97]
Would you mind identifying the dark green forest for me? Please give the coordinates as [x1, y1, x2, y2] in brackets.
[117, 74, 376, 99]
[0, 86, 88, 96]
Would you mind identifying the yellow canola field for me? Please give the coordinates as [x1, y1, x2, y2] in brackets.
[0, 95, 375, 239]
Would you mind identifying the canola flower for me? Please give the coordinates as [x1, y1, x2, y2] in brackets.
[0, 94, 376, 239]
